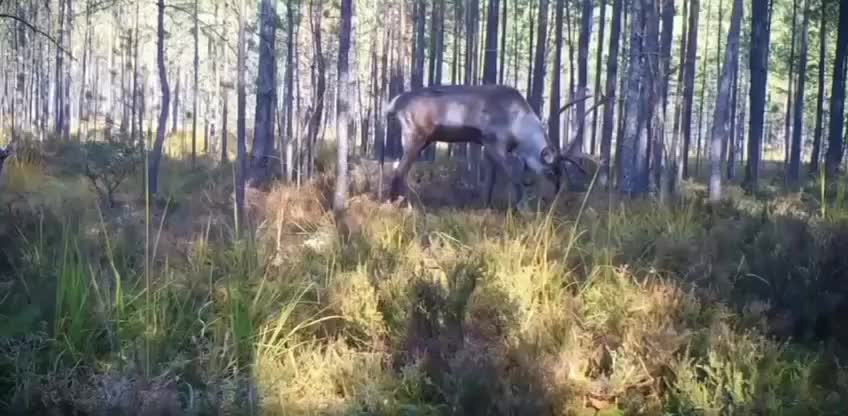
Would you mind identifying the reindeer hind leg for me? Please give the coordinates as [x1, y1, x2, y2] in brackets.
[390, 134, 425, 202]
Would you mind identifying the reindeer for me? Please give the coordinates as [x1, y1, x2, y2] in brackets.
[384, 84, 587, 209]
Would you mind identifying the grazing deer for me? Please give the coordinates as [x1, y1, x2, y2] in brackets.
[384, 84, 587, 209]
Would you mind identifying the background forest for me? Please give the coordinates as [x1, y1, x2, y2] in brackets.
[2, 0, 848, 414]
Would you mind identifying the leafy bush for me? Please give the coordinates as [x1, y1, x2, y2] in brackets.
[67, 141, 144, 207]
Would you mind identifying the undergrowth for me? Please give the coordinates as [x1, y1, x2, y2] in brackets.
[1, 140, 847, 415]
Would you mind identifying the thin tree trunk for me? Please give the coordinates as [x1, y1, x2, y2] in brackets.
[236, 0, 248, 222]
[334, 0, 353, 214]
[549, 0, 564, 150]
[499, 0, 508, 83]
[810, 2, 827, 175]
[249, 0, 279, 187]
[284, 0, 296, 180]
[526, 0, 536, 97]
[192, 0, 199, 163]
[54, 0, 65, 137]
[590, 0, 607, 155]
[824, 0, 848, 177]
[655, 0, 674, 200]
[618, 0, 645, 196]
[149, 0, 171, 196]
[783, 0, 799, 169]
[708, 0, 743, 203]
[172, 71, 181, 134]
[745, 0, 771, 192]
[483, 0, 500, 84]
[573, 0, 593, 151]
[306, 0, 327, 179]
[694, 0, 713, 178]
[599, 0, 623, 188]
[788, 0, 810, 187]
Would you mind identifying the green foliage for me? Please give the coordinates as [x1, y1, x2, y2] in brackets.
[3, 143, 848, 414]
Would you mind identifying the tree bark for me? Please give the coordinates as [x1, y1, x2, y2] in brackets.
[248, 0, 279, 188]
[590, 0, 607, 155]
[236, 0, 248, 221]
[657, 0, 674, 201]
[708, 0, 743, 203]
[788, 0, 810, 187]
[783, 0, 799, 169]
[306, 0, 327, 179]
[574, 0, 593, 151]
[810, 2, 827, 175]
[824, 0, 848, 177]
[549, 0, 564, 150]
[745, 0, 771, 192]
[618, 0, 645, 196]
[284, 0, 296, 181]
[599, 0, 623, 188]
[483, 0, 500, 85]
[192, 0, 199, 163]
[54, 0, 65, 138]
[334, 0, 353, 214]
[529, 0, 549, 115]
[149, 0, 171, 196]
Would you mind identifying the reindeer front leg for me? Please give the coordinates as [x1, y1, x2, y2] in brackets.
[389, 134, 427, 202]
[482, 144, 527, 211]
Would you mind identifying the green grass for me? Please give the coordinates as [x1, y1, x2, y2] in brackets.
[1, 140, 848, 414]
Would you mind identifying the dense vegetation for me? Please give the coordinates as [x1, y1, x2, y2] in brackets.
[2, 0, 848, 414]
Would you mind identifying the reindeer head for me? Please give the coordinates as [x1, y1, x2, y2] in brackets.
[547, 138, 596, 194]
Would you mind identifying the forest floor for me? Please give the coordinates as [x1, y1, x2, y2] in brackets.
[1, 137, 848, 415]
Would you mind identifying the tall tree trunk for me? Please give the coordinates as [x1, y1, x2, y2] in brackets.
[788, 0, 810, 187]
[63, 0, 73, 141]
[149, 0, 171, 196]
[549, 0, 564, 150]
[307, 0, 327, 179]
[590, 0, 607, 155]
[810, 2, 827, 175]
[783, 0, 799, 169]
[249, 0, 279, 187]
[412, 0, 426, 89]
[79, 0, 91, 141]
[653, 0, 685, 202]
[574, 0, 593, 151]
[172, 71, 181, 134]
[430, 0, 446, 86]
[824, 0, 848, 177]
[130, 0, 139, 142]
[192, 0, 199, 163]
[726, 64, 739, 178]
[54, 0, 65, 137]
[236, 0, 248, 222]
[483, 0, 500, 84]
[334, 0, 353, 214]
[284, 0, 296, 181]
[641, 0, 658, 194]
[708, 0, 743, 203]
[599, 0, 623, 188]
[618, 0, 645, 196]
[657, 0, 674, 201]
[529, 0, 548, 115]
[694, 0, 713, 178]
[745, 0, 770, 192]
[499, 0, 508, 83]
[526, 0, 536, 97]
